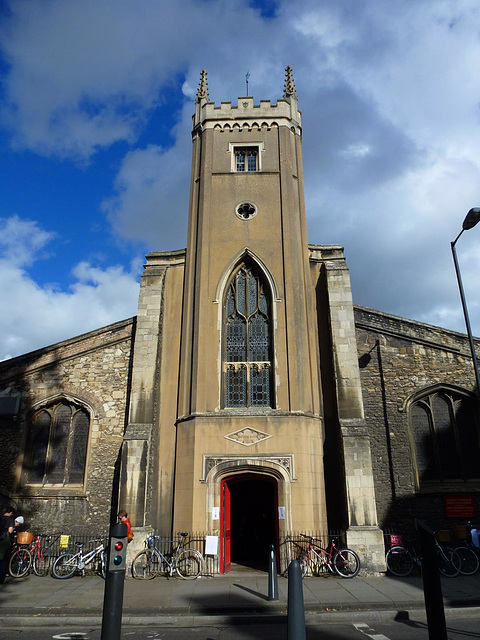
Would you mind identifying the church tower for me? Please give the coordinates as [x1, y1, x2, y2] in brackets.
[173, 68, 327, 570]
[120, 68, 384, 573]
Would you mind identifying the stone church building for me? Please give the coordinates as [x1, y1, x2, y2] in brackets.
[1, 68, 479, 573]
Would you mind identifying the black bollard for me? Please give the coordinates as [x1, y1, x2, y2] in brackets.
[101, 522, 128, 640]
[267, 543, 279, 601]
[416, 519, 448, 640]
[287, 559, 306, 640]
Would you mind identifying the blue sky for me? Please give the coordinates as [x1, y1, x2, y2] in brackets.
[1, 0, 480, 360]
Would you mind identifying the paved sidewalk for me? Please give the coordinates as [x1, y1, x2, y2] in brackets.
[1, 569, 480, 626]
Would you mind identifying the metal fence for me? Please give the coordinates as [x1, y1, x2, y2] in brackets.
[141, 530, 346, 576]
[23, 529, 347, 577]
[21, 531, 108, 576]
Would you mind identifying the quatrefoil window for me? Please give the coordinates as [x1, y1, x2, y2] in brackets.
[236, 202, 257, 220]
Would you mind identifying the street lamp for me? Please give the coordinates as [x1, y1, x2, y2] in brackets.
[451, 208, 480, 397]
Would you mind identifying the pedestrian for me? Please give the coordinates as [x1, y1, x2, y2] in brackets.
[118, 510, 134, 542]
[0, 506, 15, 584]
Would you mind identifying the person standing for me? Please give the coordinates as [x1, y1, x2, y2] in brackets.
[0, 506, 15, 584]
[117, 510, 133, 542]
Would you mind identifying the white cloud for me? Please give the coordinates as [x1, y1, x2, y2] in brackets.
[101, 125, 191, 249]
[0, 0, 272, 160]
[1, 0, 480, 352]
[0, 216, 54, 266]
[0, 216, 141, 360]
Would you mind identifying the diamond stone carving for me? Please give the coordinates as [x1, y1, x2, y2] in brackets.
[225, 427, 272, 446]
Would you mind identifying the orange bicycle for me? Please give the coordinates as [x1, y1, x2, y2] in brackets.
[297, 534, 360, 578]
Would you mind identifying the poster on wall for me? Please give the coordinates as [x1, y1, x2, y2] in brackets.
[444, 494, 476, 518]
[205, 535, 219, 556]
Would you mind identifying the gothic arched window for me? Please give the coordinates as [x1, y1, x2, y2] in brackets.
[223, 263, 273, 408]
[409, 389, 480, 484]
[23, 400, 90, 486]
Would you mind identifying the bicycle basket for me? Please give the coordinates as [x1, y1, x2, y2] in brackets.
[17, 532, 34, 545]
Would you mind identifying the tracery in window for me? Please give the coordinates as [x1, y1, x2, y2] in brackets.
[223, 263, 273, 408]
[409, 390, 480, 483]
[235, 147, 258, 172]
[236, 202, 257, 220]
[23, 400, 90, 486]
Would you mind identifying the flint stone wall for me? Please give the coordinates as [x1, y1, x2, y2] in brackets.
[355, 305, 480, 536]
[0, 318, 134, 535]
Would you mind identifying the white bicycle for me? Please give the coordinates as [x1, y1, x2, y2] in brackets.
[52, 539, 107, 579]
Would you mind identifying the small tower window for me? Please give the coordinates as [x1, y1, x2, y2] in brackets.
[236, 202, 257, 220]
[235, 147, 258, 172]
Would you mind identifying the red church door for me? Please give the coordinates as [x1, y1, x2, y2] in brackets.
[220, 478, 231, 573]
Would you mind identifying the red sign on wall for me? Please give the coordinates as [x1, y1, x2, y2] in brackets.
[444, 494, 477, 519]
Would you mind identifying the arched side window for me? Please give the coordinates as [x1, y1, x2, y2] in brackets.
[223, 262, 273, 408]
[23, 400, 90, 486]
[409, 389, 480, 483]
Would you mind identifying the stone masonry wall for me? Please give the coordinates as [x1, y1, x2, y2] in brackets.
[355, 305, 480, 538]
[0, 318, 134, 535]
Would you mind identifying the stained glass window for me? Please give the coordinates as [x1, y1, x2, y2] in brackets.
[410, 391, 480, 483]
[24, 401, 90, 486]
[224, 263, 272, 407]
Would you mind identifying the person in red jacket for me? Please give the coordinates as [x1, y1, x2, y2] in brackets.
[117, 510, 133, 543]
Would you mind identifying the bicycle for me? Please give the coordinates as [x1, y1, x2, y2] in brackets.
[9, 531, 62, 578]
[132, 532, 203, 580]
[450, 522, 480, 576]
[295, 534, 361, 578]
[29, 533, 62, 576]
[8, 535, 33, 578]
[386, 536, 461, 578]
[52, 538, 107, 579]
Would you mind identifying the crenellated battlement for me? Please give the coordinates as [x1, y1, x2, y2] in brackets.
[195, 96, 301, 134]
[193, 69, 301, 134]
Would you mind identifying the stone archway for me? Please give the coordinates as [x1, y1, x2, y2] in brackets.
[202, 454, 294, 572]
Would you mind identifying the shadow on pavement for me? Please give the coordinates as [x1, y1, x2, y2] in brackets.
[394, 610, 480, 639]
[189, 589, 361, 639]
[233, 583, 270, 601]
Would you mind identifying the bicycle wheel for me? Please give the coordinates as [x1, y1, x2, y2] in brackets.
[99, 550, 107, 579]
[52, 553, 77, 579]
[176, 550, 202, 579]
[9, 548, 32, 577]
[33, 551, 51, 577]
[437, 546, 460, 577]
[333, 548, 360, 578]
[132, 549, 160, 579]
[455, 546, 479, 576]
[386, 546, 414, 577]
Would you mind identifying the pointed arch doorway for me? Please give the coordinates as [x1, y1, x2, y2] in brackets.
[220, 473, 278, 573]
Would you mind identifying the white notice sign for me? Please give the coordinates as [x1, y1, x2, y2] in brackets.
[212, 506, 220, 520]
[278, 506, 286, 520]
[205, 535, 219, 556]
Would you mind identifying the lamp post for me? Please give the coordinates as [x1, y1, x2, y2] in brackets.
[451, 208, 480, 397]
